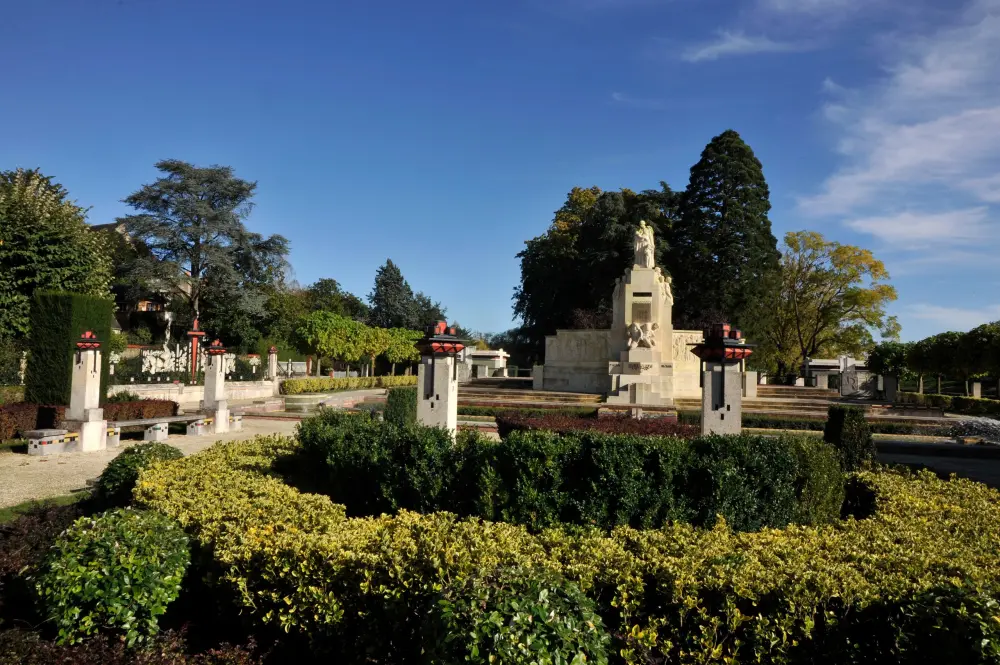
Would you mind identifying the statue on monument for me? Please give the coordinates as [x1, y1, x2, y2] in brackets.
[627, 321, 659, 349]
[634, 220, 655, 268]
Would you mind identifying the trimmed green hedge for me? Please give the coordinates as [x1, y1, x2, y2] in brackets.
[280, 375, 416, 395]
[825, 405, 876, 471]
[24, 292, 113, 406]
[899, 392, 1000, 417]
[137, 435, 1000, 664]
[384, 386, 416, 426]
[95, 443, 183, 507]
[297, 411, 844, 532]
[677, 410, 945, 435]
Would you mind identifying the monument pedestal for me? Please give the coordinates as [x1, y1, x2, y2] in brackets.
[416, 322, 465, 439]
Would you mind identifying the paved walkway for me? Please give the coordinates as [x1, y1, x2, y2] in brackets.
[0, 418, 299, 508]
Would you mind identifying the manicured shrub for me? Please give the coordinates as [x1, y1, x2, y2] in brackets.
[107, 390, 142, 403]
[298, 409, 458, 515]
[429, 566, 611, 665]
[459, 404, 599, 419]
[24, 291, 113, 406]
[0, 628, 260, 664]
[96, 443, 184, 507]
[384, 386, 416, 426]
[298, 413, 839, 532]
[136, 437, 1000, 665]
[0, 385, 23, 406]
[280, 375, 416, 395]
[824, 405, 875, 471]
[34, 508, 190, 645]
[495, 412, 699, 439]
[899, 391, 1000, 417]
[678, 410, 945, 436]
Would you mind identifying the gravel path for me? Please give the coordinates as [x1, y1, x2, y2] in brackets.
[0, 418, 300, 508]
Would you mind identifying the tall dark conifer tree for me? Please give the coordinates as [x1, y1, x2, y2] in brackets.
[669, 129, 780, 329]
[367, 259, 417, 329]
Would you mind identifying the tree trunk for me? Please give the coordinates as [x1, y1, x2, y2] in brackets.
[370, 355, 376, 377]
[937, 375, 942, 394]
[316, 356, 322, 377]
[918, 374, 923, 394]
[391, 362, 396, 376]
[965, 379, 970, 396]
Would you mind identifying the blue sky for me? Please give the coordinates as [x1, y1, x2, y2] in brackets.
[3, 0, 998, 340]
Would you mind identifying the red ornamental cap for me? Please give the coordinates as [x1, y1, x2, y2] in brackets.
[206, 339, 227, 356]
[76, 331, 101, 350]
[268, 346, 278, 354]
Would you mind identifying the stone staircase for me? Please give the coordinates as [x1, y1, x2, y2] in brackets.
[459, 386, 601, 410]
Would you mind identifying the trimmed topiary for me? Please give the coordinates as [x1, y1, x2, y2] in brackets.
[96, 443, 183, 507]
[33, 508, 190, 646]
[824, 405, 875, 471]
[23, 291, 113, 406]
[384, 386, 416, 426]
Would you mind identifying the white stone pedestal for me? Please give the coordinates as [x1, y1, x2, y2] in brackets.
[203, 354, 226, 411]
[65, 344, 107, 452]
[213, 399, 230, 434]
[417, 355, 458, 436]
[701, 363, 743, 436]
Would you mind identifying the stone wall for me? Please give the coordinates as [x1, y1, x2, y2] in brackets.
[671, 330, 704, 398]
[542, 330, 611, 394]
[108, 380, 278, 405]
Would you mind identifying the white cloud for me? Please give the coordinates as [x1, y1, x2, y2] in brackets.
[844, 207, 993, 247]
[799, 0, 1000, 255]
[682, 31, 806, 62]
[760, 0, 867, 14]
[610, 91, 668, 109]
[908, 303, 1000, 330]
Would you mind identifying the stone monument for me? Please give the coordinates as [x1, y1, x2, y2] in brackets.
[66, 331, 108, 452]
[203, 339, 230, 434]
[415, 321, 465, 438]
[607, 220, 677, 407]
[689, 323, 754, 435]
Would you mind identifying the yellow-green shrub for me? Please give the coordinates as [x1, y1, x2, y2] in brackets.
[280, 375, 416, 395]
[136, 436, 1000, 663]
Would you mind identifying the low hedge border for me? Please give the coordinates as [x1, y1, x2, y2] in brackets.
[459, 404, 600, 418]
[899, 392, 1000, 417]
[280, 375, 416, 395]
[137, 436, 1000, 664]
[0, 401, 178, 440]
[677, 410, 946, 436]
[0, 386, 23, 406]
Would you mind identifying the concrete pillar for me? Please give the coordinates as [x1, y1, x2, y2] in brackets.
[203, 351, 226, 411]
[416, 321, 464, 438]
[417, 355, 457, 436]
[972, 382, 982, 398]
[66, 334, 107, 452]
[816, 373, 829, 390]
[743, 371, 758, 398]
[759, 373, 768, 385]
[701, 363, 743, 436]
[532, 365, 544, 391]
[268, 346, 279, 380]
[884, 375, 899, 402]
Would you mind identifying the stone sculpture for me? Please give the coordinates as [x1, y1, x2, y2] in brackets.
[627, 321, 659, 349]
[634, 220, 655, 268]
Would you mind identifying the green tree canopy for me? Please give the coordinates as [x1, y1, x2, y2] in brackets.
[293, 311, 363, 373]
[745, 231, 898, 376]
[368, 259, 418, 328]
[117, 160, 289, 340]
[866, 341, 912, 377]
[307, 278, 369, 321]
[0, 169, 113, 339]
[671, 129, 780, 329]
[384, 328, 421, 374]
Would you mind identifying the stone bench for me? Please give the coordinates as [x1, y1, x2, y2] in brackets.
[110, 412, 243, 443]
[25, 429, 79, 456]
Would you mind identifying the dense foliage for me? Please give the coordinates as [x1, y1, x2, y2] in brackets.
[367, 259, 445, 330]
[96, 443, 184, 507]
[429, 566, 610, 665]
[137, 435, 1000, 664]
[824, 405, 875, 471]
[33, 509, 190, 646]
[23, 291, 113, 406]
[384, 386, 416, 426]
[297, 411, 843, 532]
[280, 375, 415, 394]
[898, 392, 1000, 417]
[0, 169, 113, 340]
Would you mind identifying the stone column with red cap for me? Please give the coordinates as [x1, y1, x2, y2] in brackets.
[689, 323, 754, 436]
[415, 321, 465, 438]
[203, 339, 230, 434]
[187, 319, 207, 384]
[67, 331, 108, 452]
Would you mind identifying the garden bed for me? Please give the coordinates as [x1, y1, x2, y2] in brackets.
[135, 429, 1000, 663]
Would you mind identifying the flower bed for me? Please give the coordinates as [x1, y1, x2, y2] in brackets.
[136, 435, 1000, 663]
[279, 375, 416, 395]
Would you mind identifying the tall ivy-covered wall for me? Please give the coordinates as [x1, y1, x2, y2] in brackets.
[24, 292, 113, 406]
